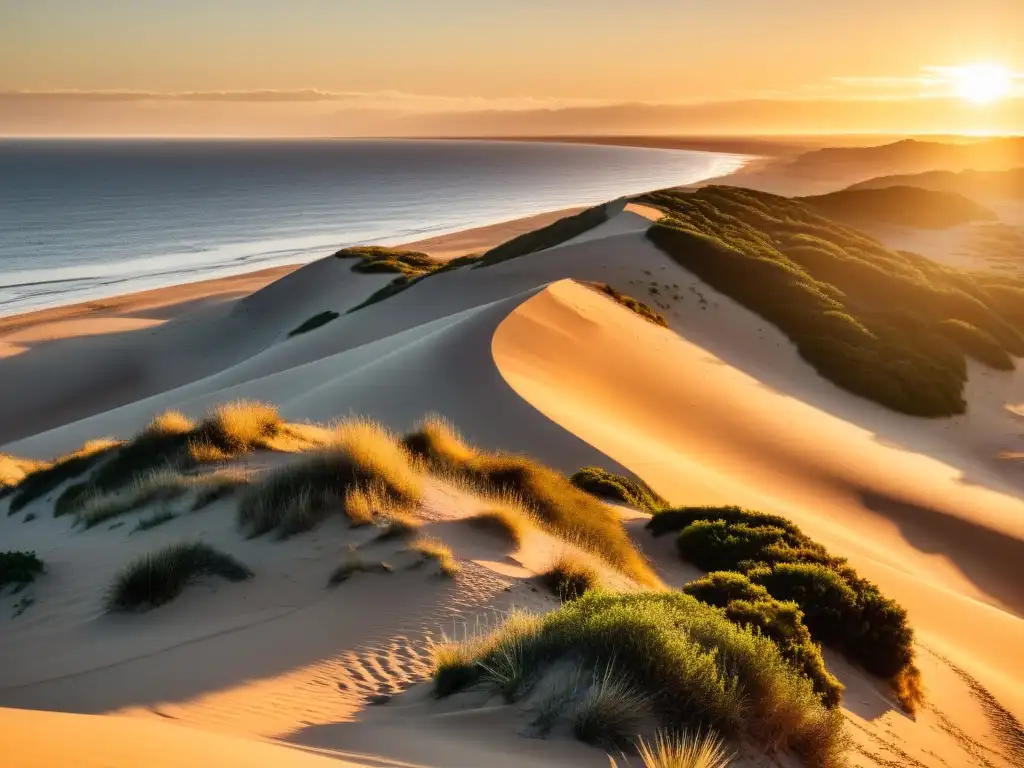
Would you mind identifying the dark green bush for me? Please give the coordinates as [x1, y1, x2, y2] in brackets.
[106, 542, 252, 611]
[938, 319, 1014, 370]
[288, 310, 339, 337]
[475, 202, 615, 267]
[641, 186, 1023, 416]
[334, 246, 435, 275]
[649, 505, 918, 705]
[569, 466, 668, 513]
[0, 551, 44, 589]
[683, 570, 772, 607]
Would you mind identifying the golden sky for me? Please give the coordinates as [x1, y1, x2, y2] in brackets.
[1, 0, 1022, 135]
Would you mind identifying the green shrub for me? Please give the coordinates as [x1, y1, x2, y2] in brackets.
[288, 311, 339, 337]
[683, 571, 772, 607]
[541, 554, 601, 601]
[650, 506, 917, 706]
[403, 417, 658, 586]
[570, 466, 668, 513]
[580, 282, 669, 328]
[334, 246, 435, 275]
[0, 551, 44, 589]
[475, 202, 615, 267]
[641, 186, 1023, 416]
[431, 591, 846, 765]
[106, 542, 252, 611]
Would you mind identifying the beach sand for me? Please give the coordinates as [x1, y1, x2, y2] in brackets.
[2, 200, 1023, 767]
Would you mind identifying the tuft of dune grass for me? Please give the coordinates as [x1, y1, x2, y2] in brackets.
[373, 510, 422, 541]
[403, 416, 658, 587]
[573, 662, 650, 747]
[410, 535, 460, 577]
[8, 439, 121, 514]
[1, 454, 47, 494]
[327, 549, 393, 586]
[132, 509, 177, 533]
[635, 729, 733, 768]
[541, 553, 602, 602]
[190, 469, 251, 511]
[466, 506, 532, 546]
[77, 470, 191, 528]
[106, 541, 252, 612]
[432, 591, 847, 766]
[238, 419, 422, 537]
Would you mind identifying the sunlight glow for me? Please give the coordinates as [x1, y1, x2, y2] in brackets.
[953, 64, 1013, 104]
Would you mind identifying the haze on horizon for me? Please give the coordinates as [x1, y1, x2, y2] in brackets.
[1, 0, 1023, 137]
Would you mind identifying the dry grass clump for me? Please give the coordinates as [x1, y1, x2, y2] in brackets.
[0, 551, 44, 589]
[410, 535, 460, 577]
[580, 281, 669, 328]
[190, 469, 251, 511]
[466, 506, 532, 546]
[132, 509, 177, 533]
[403, 417, 658, 587]
[77, 470, 191, 528]
[106, 541, 252, 612]
[573, 662, 650, 746]
[651, 506, 918, 711]
[373, 510, 422, 541]
[327, 549, 393, 586]
[570, 466, 668, 513]
[1, 454, 46, 494]
[432, 592, 847, 765]
[238, 419, 422, 537]
[334, 246, 436, 276]
[541, 553, 602, 602]
[8, 439, 121, 514]
[634, 729, 732, 768]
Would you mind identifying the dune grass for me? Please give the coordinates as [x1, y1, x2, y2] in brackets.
[466, 506, 532, 546]
[0, 551, 44, 590]
[634, 729, 732, 768]
[8, 439, 121, 514]
[641, 185, 1024, 416]
[327, 551, 393, 586]
[403, 417, 658, 586]
[541, 553, 602, 602]
[190, 469, 252, 511]
[570, 466, 668, 513]
[131, 509, 178, 533]
[474, 202, 615, 267]
[77, 470, 191, 528]
[52, 401, 318, 519]
[1, 454, 46, 494]
[431, 592, 846, 765]
[580, 282, 669, 328]
[938, 319, 1014, 370]
[345, 253, 480, 314]
[288, 310, 339, 337]
[334, 246, 436, 276]
[800, 186, 997, 228]
[238, 419, 422, 537]
[573, 662, 650, 746]
[410, 535, 460, 577]
[650, 505, 918, 710]
[683, 572, 843, 707]
[106, 541, 252, 612]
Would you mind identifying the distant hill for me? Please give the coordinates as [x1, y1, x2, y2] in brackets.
[847, 167, 1024, 200]
[785, 138, 1024, 180]
[799, 186, 997, 229]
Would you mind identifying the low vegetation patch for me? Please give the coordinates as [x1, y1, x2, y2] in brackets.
[580, 282, 668, 328]
[239, 419, 422, 536]
[8, 439, 120, 514]
[1, 454, 46, 494]
[541, 553, 601, 602]
[938, 319, 1014, 370]
[641, 185, 1024, 416]
[570, 466, 667, 513]
[132, 509, 177, 533]
[410, 535, 460, 576]
[683, 572, 843, 707]
[345, 253, 480, 314]
[106, 542, 252, 611]
[334, 246, 435, 276]
[0, 551, 44, 590]
[288, 310, 339, 337]
[466, 506, 532, 546]
[475, 202, 617, 267]
[431, 592, 846, 765]
[800, 186, 997, 229]
[634, 729, 732, 768]
[78, 470, 190, 528]
[328, 552, 393, 586]
[403, 417, 658, 586]
[190, 470, 251, 511]
[650, 505, 919, 710]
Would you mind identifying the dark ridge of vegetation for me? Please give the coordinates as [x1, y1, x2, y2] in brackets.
[9, 440, 120, 514]
[938, 319, 1014, 370]
[433, 591, 846, 766]
[800, 186, 997, 229]
[640, 185, 1024, 415]
[190, 472, 250, 512]
[847, 167, 1024, 200]
[569, 466, 668, 513]
[333, 246, 435, 276]
[132, 509, 177, 533]
[403, 417, 658, 586]
[52, 402, 307, 519]
[540, 554, 601, 601]
[474, 201, 619, 268]
[1, 454, 46, 493]
[0, 551, 44, 589]
[288, 310, 339, 337]
[683, 572, 843, 707]
[106, 542, 252, 611]
[648, 505, 919, 710]
[579, 281, 668, 327]
[327, 557, 393, 586]
[346, 253, 481, 314]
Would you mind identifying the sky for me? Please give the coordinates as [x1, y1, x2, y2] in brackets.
[1, 0, 1023, 136]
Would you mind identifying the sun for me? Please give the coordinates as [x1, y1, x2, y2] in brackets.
[953, 64, 1012, 104]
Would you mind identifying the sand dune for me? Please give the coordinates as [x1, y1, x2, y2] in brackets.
[3, 203, 1024, 767]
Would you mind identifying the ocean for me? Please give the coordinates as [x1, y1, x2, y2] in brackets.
[0, 139, 745, 316]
